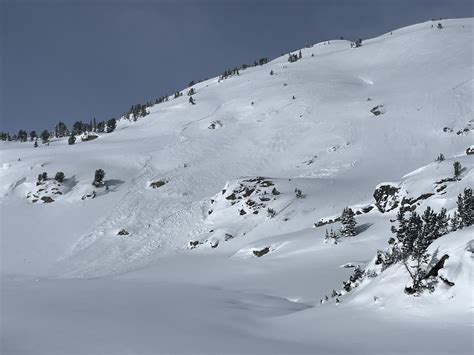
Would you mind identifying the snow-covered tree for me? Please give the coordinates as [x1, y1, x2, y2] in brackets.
[457, 188, 473, 228]
[324, 228, 339, 244]
[340, 207, 357, 237]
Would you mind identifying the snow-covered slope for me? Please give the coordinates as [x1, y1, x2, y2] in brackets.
[1, 18, 473, 355]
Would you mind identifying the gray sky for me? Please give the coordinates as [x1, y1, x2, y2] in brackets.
[1, 0, 472, 133]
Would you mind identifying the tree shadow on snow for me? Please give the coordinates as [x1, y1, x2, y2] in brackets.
[355, 223, 373, 234]
[104, 179, 125, 192]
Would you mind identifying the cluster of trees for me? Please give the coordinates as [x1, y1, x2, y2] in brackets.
[295, 188, 305, 199]
[325, 207, 357, 244]
[376, 187, 472, 294]
[241, 57, 268, 69]
[219, 67, 240, 81]
[351, 39, 363, 48]
[452, 188, 473, 230]
[1, 117, 118, 146]
[288, 51, 302, 63]
[36, 171, 65, 183]
[218, 57, 269, 82]
[127, 104, 148, 121]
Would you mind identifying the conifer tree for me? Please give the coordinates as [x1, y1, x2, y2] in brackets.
[55, 171, 65, 183]
[340, 207, 357, 237]
[93, 169, 105, 187]
[40, 130, 50, 143]
[106, 118, 116, 133]
[453, 161, 462, 178]
[457, 188, 473, 227]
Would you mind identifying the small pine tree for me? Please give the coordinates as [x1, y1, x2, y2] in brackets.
[270, 70, 274, 75]
[34, 140, 38, 148]
[55, 171, 65, 183]
[437, 23, 443, 29]
[267, 208, 276, 218]
[93, 169, 105, 187]
[40, 130, 50, 143]
[106, 118, 117, 133]
[435, 153, 445, 162]
[41, 172, 47, 181]
[295, 188, 305, 198]
[340, 207, 357, 237]
[451, 211, 460, 231]
[453, 161, 462, 178]
[324, 228, 339, 244]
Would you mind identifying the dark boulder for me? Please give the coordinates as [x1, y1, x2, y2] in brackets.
[373, 184, 400, 213]
[253, 247, 270, 257]
[150, 180, 166, 189]
[41, 196, 55, 203]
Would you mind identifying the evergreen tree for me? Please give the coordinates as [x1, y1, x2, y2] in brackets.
[324, 228, 339, 244]
[40, 130, 50, 143]
[55, 171, 65, 183]
[72, 121, 84, 135]
[435, 153, 445, 162]
[54, 121, 68, 137]
[17, 130, 28, 142]
[340, 207, 357, 237]
[106, 118, 117, 133]
[34, 140, 38, 148]
[93, 169, 105, 187]
[295, 188, 305, 198]
[41, 172, 47, 181]
[453, 161, 462, 178]
[404, 224, 431, 294]
[97, 121, 105, 133]
[457, 188, 473, 228]
[451, 211, 460, 231]
[29, 131, 37, 141]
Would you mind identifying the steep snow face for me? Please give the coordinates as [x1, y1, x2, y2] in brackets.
[2, 18, 471, 277]
[0, 18, 473, 355]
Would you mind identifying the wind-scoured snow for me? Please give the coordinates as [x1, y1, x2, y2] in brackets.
[1, 18, 473, 355]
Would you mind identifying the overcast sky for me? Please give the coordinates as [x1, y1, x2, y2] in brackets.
[1, 0, 472, 133]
